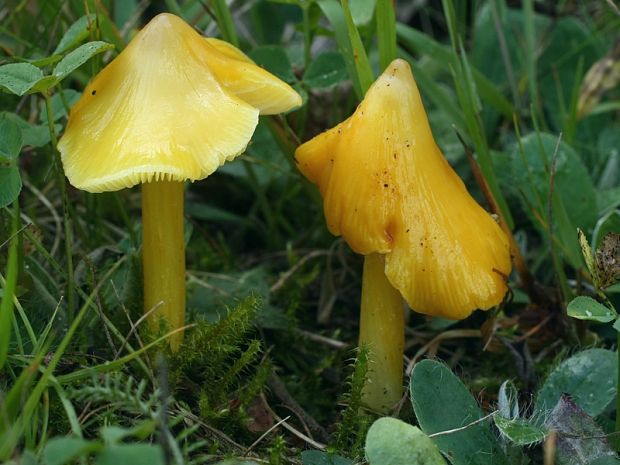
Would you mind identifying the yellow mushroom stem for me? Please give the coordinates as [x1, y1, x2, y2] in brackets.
[359, 253, 405, 413]
[142, 180, 186, 351]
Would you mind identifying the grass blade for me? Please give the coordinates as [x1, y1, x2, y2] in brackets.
[0, 202, 20, 370]
[212, 0, 239, 46]
[396, 23, 514, 118]
[56, 326, 190, 384]
[376, 0, 397, 71]
[441, 0, 514, 228]
[0, 257, 125, 460]
[341, 0, 374, 94]
[523, 0, 542, 125]
[0, 350, 46, 435]
[317, 0, 365, 98]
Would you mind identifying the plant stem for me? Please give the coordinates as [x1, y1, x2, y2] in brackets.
[44, 93, 75, 318]
[302, 2, 312, 67]
[142, 180, 186, 351]
[359, 253, 404, 413]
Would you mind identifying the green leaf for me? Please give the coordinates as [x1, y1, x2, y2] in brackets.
[599, 187, 620, 217]
[567, 296, 616, 323]
[365, 417, 447, 465]
[38, 89, 81, 124]
[0, 63, 46, 96]
[32, 76, 61, 93]
[53, 41, 114, 81]
[510, 133, 598, 268]
[535, 348, 617, 417]
[396, 23, 514, 118]
[471, 3, 549, 93]
[248, 46, 296, 83]
[546, 395, 616, 465]
[303, 52, 347, 88]
[301, 450, 352, 465]
[596, 126, 619, 191]
[247, 1, 299, 45]
[410, 360, 508, 465]
[493, 416, 547, 446]
[95, 445, 165, 465]
[316, 0, 363, 98]
[113, 1, 140, 29]
[593, 210, 620, 250]
[0, 166, 22, 208]
[23, 54, 63, 67]
[349, 0, 376, 25]
[42, 437, 99, 465]
[538, 17, 603, 129]
[54, 14, 98, 55]
[17, 450, 38, 465]
[187, 267, 288, 328]
[0, 112, 54, 148]
[0, 118, 23, 161]
[497, 380, 520, 420]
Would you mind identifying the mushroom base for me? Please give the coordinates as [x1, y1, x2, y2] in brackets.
[142, 180, 186, 350]
[359, 253, 405, 413]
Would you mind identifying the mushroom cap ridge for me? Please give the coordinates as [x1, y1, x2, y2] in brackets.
[58, 13, 301, 193]
[295, 59, 512, 319]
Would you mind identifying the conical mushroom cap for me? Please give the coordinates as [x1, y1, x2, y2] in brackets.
[295, 59, 511, 319]
[58, 13, 301, 193]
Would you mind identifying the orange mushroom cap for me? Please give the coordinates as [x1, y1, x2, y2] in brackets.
[295, 59, 511, 319]
[58, 13, 301, 193]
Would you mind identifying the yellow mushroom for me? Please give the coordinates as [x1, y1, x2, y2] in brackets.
[58, 13, 301, 350]
[295, 59, 511, 412]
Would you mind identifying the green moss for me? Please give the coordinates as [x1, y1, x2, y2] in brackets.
[334, 345, 371, 459]
[170, 296, 271, 441]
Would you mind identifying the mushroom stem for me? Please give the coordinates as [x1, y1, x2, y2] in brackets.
[359, 253, 405, 413]
[142, 180, 186, 351]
